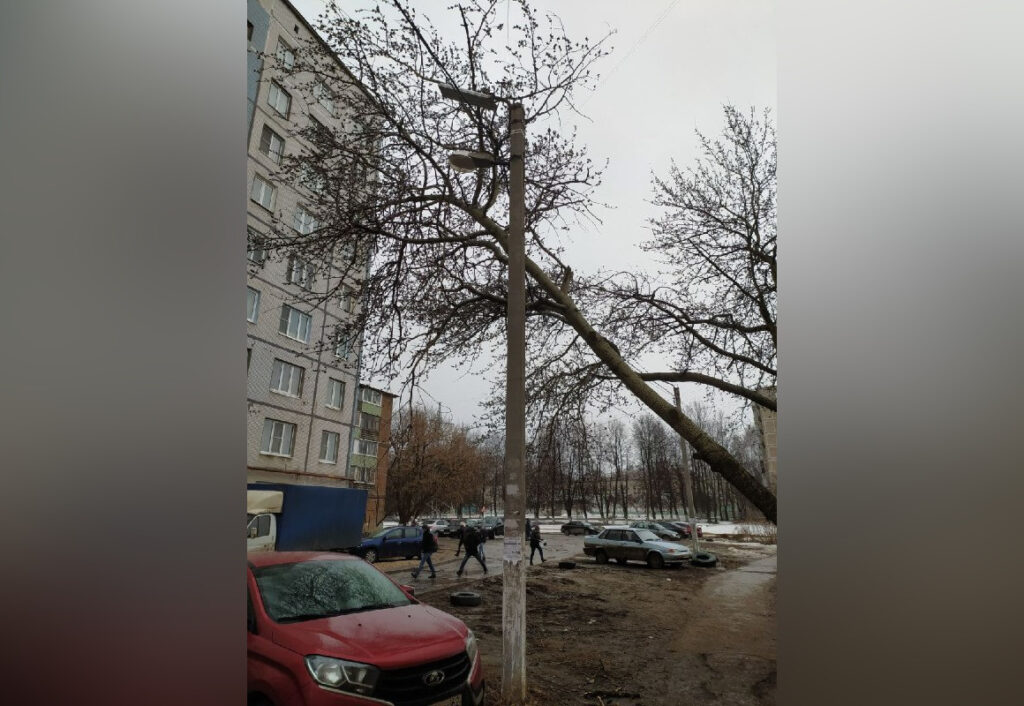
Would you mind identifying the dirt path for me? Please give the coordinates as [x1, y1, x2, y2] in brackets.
[416, 541, 777, 705]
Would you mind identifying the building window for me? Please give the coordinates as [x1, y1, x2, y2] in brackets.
[286, 256, 315, 290]
[247, 347, 252, 371]
[352, 466, 375, 484]
[260, 418, 296, 457]
[278, 305, 311, 343]
[326, 378, 345, 409]
[358, 411, 380, 433]
[302, 166, 326, 195]
[247, 22, 254, 42]
[259, 125, 285, 163]
[334, 332, 353, 360]
[360, 387, 383, 405]
[270, 358, 304, 397]
[247, 228, 267, 265]
[340, 286, 357, 314]
[354, 438, 378, 457]
[276, 38, 294, 71]
[250, 174, 276, 211]
[267, 81, 291, 118]
[314, 80, 335, 115]
[246, 287, 260, 323]
[292, 206, 317, 235]
[319, 430, 340, 463]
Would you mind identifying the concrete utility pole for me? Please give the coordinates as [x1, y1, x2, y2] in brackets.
[501, 101, 528, 704]
[674, 386, 701, 555]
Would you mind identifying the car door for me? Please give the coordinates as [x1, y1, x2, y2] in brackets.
[403, 526, 421, 557]
[623, 530, 645, 561]
[382, 528, 404, 558]
[603, 529, 624, 560]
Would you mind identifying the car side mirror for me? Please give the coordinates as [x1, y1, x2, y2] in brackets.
[248, 527, 257, 539]
[400, 584, 415, 596]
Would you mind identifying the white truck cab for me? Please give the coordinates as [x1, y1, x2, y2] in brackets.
[247, 490, 283, 552]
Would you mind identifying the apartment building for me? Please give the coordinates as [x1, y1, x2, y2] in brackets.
[245, 0, 390, 509]
[753, 386, 778, 494]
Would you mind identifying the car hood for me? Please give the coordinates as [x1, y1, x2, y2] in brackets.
[270, 603, 468, 669]
[645, 540, 692, 555]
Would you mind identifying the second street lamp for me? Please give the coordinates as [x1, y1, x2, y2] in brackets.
[440, 86, 528, 705]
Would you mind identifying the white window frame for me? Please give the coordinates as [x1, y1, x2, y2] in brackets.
[250, 174, 276, 211]
[269, 358, 304, 397]
[260, 418, 296, 457]
[286, 256, 315, 290]
[267, 81, 291, 118]
[326, 378, 345, 410]
[276, 38, 294, 71]
[319, 430, 340, 464]
[360, 387, 383, 405]
[247, 228, 267, 264]
[278, 305, 311, 343]
[354, 438, 378, 457]
[259, 124, 285, 164]
[340, 286, 357, 314]
[246, 287, 260, 323]
[358, 411, 380, 433]
[314, 80, 336, 115]
[292, 205, 317, 235]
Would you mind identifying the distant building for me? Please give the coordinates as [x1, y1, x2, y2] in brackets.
[245, 0, 392, 514]
[753, 386, 777, 494]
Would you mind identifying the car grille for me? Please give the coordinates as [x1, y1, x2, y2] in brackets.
[373, 650, 470, 706]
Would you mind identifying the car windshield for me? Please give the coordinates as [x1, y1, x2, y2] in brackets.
[253, 559, 412, 623]
[634, 529, 661, 542]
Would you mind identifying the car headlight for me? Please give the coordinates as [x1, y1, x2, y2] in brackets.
[465, 630, 479, 663]
[305, 655, 379, 696]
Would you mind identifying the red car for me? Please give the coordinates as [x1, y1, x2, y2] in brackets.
[247, 552, 485, 706]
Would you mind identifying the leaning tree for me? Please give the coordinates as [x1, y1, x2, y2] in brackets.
[256, 0, 776, 522]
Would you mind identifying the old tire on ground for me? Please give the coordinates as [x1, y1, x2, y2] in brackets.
[450, 591, 482, 607]
[594, 550, 609, 565]
[690, 552, 718, 568]
[615, 557, 628, 565]
[364, 549, 377, 564]
[558, 561, 576, 570]
[647, 552, 665, 570]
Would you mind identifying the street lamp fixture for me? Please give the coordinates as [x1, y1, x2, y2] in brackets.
[438, 83, 498, 111]
[448, 149, 500, 173]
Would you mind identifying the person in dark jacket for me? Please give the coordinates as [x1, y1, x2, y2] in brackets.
[454, 521, 467, 556]
[411, 524, 438, 579]
[529, 524, 545, 565]
[456, 526, 487, 576]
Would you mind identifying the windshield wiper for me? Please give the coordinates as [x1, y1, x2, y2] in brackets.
[277, 612, 341, 623]
[336, 603, 400, 615]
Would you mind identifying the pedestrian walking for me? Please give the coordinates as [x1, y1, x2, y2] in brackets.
[529, 524, 545, 565]
[456, 526, 487, 576]
[477, 525, 488, 563]
[454, 521, 467, 556]
[411, 524, 438, 579]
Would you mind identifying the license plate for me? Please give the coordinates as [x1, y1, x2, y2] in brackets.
[429, 696, 462, 706]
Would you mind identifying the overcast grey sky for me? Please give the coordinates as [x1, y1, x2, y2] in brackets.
[291, 0, 776, 425]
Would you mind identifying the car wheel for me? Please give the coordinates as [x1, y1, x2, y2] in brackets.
[364, 549, 377, 563]
[690, 552, 718, 568]
[248, 694, 274, 706]
[595, 549, 609, 564]
[615, 558, 628, 565]
[647, 552, 665, 570]
[450, 591, 482, 607]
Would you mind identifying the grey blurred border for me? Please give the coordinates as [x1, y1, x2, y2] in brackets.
[779, 1, 1024, 703]
[0, 1, 244, 704]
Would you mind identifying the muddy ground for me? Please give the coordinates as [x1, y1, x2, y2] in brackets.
[409, 538, 777, 706]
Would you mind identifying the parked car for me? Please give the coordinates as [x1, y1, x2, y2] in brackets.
[435, 518, 461, 537]
[583, 527, 692, 569]
[560, 520, 602, 536]
[663, 520, 704, 539]
[247, 552, 485, 706]
[629, 520, 681, 541]
[428, 518, 452, 535]
[480, 516, 504, 538]
[351, 525, 423, 564]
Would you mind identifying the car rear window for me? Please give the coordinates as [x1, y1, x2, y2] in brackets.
[253, 559, 412, 623]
